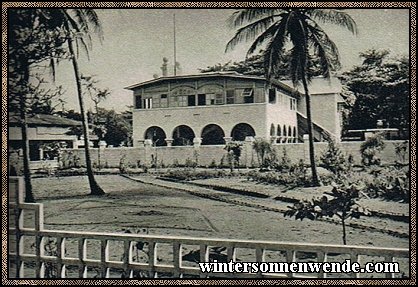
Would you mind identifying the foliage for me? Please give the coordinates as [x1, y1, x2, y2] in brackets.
[163, 169, 237, 181]
[361, 166, 410, 203]
[224, 141, 243, 171]
[394, 140, 408, 164]
[252, 138, 275, 169]
[200, 52, 339, 80]
[340, 49, 409, 134]
[360, 133, 385, 166]
[94, 108, 132, 147]
[284, 182, 369, 245]
[249, 159, 308, 187]
[226, 9, 356, 186]
[320, 139, 350, 176]
[273, 147, 292, 172]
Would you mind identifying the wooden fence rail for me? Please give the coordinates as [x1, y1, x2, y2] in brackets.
[7, 177, 409, 279]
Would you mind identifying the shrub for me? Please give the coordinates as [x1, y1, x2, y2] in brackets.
[224, 141, 243, 171]
[252, 138, 275, 169]
[320, 139, 349, 176]
[162, 169, 231, 181]
[284, 182, 369, 245]
[394, 140, 408, 164]
[360, 133, 385, 166]
[362, 166, 410, 202]
[248, 160, 309, 187]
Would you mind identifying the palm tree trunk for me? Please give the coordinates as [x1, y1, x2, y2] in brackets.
[302, 76, 320, 186]
[19, 77, 35, 202]
[67, 36, 105, 196]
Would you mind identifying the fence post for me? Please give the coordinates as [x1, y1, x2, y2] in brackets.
[244, 136, 255, 168]
[144, 139, 153, 167]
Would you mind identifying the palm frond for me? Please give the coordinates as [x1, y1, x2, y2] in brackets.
[246, 13, 288, 56]
[83, 9, 104, 41]
[307, 22, 341, 77]
[225, 14, 279, 52]
[307, 9, 358, 35]
[263, 19, 288, 79]
[227, 9, 282, 28]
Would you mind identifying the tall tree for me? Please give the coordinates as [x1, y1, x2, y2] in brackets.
[41, 9, 106, 195]
[340, 49, 409, 136]
[226, 9, 357, 186]
[9, 9, 67, 202]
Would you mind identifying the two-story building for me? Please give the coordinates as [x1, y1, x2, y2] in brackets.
[125, 72, 344, 147]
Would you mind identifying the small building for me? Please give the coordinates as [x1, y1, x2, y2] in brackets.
[9, 113, 82, 161]
[125, 72, 344, 147]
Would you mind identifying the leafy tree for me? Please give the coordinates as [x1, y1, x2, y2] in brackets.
[340, 49, 409, 135]
[95, 108, 132, 147]
[285, 183, 369, 245]
[200, 51, 339, 78]
[226, 9, 357, 186]
[9, 9, 67, 202]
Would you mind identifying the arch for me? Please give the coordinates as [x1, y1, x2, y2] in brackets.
[288, 126, 292, 142]
[277, 124, 281, 137]
[197, 83, 224, 93]
[170, 85, 196, 96]
[144, 126, 167, 146]
[270, 124, 275, 136]
[231, 123, 256, 141]
[172, 125, 195, 146]
[201, 124, 225, 145]
[282, 124, 287, 143]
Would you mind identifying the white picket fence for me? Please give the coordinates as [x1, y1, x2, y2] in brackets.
[8, 177, 409, 279]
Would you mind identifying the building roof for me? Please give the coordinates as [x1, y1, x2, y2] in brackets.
[281, 77, 342, 95]
[125, 71, 278, 90]
[9, 113, 82, 127]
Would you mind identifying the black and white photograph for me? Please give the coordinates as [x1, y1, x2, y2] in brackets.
[4, 2, 415, 284]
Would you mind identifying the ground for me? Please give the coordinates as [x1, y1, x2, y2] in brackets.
[30, 174, 408, 247]
[16, 174, 408, 278]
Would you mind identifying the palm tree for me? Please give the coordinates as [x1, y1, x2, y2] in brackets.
[226, 9, 357, 186]
[41, 9, 105, 195]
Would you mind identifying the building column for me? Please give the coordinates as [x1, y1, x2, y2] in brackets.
[165, 138, 174, 147]
[193, 137, 202, 147]
[223, 137, 232, 144]
[39, 147, 44, 160]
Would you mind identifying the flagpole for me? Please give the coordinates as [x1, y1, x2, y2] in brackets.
[173, 13, 177, 76]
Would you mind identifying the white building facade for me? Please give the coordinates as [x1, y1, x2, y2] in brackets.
[126, 72, 343, 147]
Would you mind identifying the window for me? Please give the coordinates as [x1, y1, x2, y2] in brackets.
[206, 94, 215, 105]
[268, 88, 276, 103]
[135, 95, 142, 109]
[160, 94, 168, 108]
[215, 93, 224, 105]
[198, 94, 206, 106]
[226, 89, 235, 104]
[143, 98, 152, 109]
[290, 98, 297, 110]
[178, 95, 187, 107]
[242, 88, 254, 103]
[188, 95, 196, 106]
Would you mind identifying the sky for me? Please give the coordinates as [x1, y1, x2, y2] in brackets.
[44, 8, 410, 112]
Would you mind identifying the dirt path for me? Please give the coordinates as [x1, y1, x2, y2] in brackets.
[30, 175, 409, 250]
